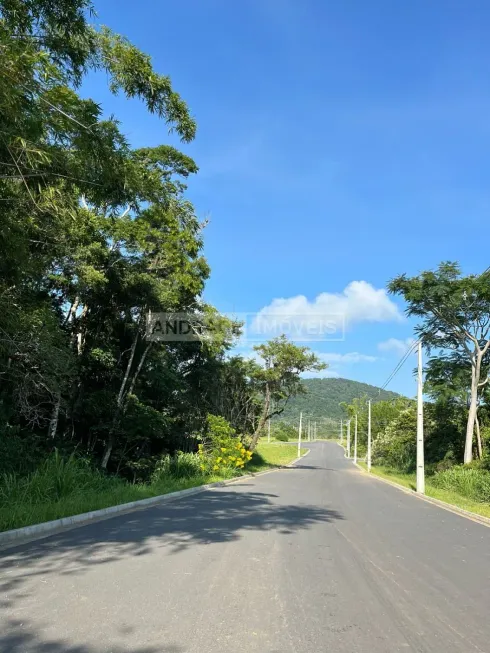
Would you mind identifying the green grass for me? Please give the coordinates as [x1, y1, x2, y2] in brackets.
[0, 443, 306, 533]
[358, 462, 490, 520]
[247, 443, 307, 472]
[0, 475, 217, 533]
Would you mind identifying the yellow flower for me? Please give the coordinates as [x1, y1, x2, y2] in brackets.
[221, 447, 227, 453]
[236, 443, 242, 450]
[216, 457, 222, 463]
[200, 464, 205, 470]
[228, 456, 235, 462]
[213, 465, 219, 471]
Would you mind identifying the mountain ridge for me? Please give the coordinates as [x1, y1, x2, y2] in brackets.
[278, 377, 401, 422]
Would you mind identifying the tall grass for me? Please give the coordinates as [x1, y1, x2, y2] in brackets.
[431, 466, 490, 503]
[0, 451, 112, 505]
[151, 452, 204, 482]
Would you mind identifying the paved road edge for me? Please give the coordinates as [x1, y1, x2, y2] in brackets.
[332, 440, 490, 528]
[349, 452, 490, 529]
[0, 449, 311, 549]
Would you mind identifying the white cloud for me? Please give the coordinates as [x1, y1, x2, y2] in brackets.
[231, 346, 374, 380]
[378, 337, 415, 355]
[302, 350, 376, 379]
[253, 281, 402, 339]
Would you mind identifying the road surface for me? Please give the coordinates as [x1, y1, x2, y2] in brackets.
[1, 441, 490, 652]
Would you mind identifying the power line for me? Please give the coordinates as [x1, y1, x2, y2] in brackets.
[380, 340, 419, 391]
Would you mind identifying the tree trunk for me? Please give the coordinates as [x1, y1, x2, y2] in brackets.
[101, 329, 139, 469]
[101, 433, 114, 469]
[249, 382, 270, 451]
[63, 296, 79, 327]
[126, 342, 152, 400]
[464, 355, 480, 464]
[48, 391, 61, 439]
[475, 414, 483, 460]
[75, 304, 89, 355]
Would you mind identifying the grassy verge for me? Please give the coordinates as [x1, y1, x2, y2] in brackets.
[357, 462, 490, 520]
[247, 443, 307, 472]
[0, 443, 304, 533]
[0, 475, 216, 533]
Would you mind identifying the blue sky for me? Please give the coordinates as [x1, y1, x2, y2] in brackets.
[84, 0, 490, 396]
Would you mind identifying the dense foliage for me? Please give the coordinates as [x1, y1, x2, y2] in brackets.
[0, 1, 321, 489]
[389, 262, 490, 463]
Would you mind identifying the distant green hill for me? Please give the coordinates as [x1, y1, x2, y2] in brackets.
[277, 378, 400, 422]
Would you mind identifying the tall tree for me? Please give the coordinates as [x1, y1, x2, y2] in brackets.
[389, 262, 490, 463]
[249, 335, 326, 450]
[0, 0, 234, 476]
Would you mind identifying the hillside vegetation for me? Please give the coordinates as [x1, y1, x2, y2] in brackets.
[278, 378, 400, 421]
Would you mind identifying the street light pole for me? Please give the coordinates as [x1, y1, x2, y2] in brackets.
[354, 413, 358, 464]
[367, 400, 372, 472]
[347, 420, 351, 458]
[298, 411, 303, 458]
[416, 341, 425, 494]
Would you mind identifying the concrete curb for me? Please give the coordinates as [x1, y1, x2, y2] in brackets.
[352, 459, 490, 529]
[0, 449, 310, 549]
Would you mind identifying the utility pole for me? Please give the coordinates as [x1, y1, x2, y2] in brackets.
[298, 412, 303, 458]
[417, 341, 425, 494]
[340, 419, 343, 444]
[354, 413, 358, 464]
[347, 420, 351, 458]
[367, 399, 372, 472]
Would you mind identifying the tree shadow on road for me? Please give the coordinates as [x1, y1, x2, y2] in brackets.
[1, 617, 184, 653]
[0, 488, 343, 652]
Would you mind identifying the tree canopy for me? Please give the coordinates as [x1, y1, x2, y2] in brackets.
[0, 0, 329, 482]
[389, 262, 490, 462]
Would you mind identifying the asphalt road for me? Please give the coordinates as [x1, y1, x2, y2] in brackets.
[1, 442, 490, 653]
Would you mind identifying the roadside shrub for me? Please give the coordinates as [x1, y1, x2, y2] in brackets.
[431, 466, 490, 503]
[0, 427, 46, 476]
[372, 407, 416, 472]
[198, 414, 252, 474]
[275, 433, 289, 442]
[431, 450, 456, 473]
[272, 422, 296, 441]
[151, 452, 202, 482]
